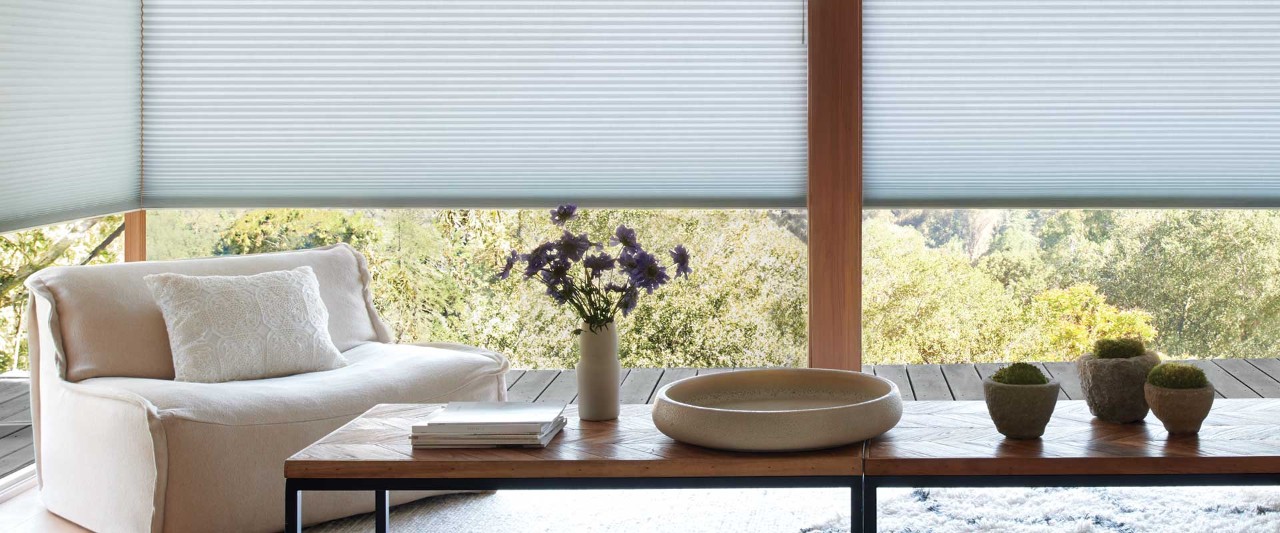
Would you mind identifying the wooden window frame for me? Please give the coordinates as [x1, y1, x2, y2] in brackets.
[124, 210, 146, 262]
[807, 0, 862, 370]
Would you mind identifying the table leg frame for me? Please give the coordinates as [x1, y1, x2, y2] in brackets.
[285, 476, 864, 533]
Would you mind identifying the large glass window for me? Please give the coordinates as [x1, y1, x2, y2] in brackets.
[864, 209, 1280, 364]
[148, 209, 809, 370]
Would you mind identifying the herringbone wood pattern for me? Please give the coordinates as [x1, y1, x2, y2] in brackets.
[866, 400, 1280, 476]
[286, 404, 862, 479]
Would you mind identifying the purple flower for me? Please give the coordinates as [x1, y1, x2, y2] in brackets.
[616, 249, 637, 271]
[523, 241, 556, 278]
[550, 204, 577, 226]
[610, 225, 640, 252]
[583, 253, 615, 278]
[556, 231, 592, 262]
[497, 250, 519, 280]
[618, 286, 640, 316]
[624, 250, 669, 293]
[670, 245, 691, 278]
[540, 260, 572, 286]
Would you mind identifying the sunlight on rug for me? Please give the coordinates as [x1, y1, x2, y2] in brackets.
[309, 487, 1280, 532]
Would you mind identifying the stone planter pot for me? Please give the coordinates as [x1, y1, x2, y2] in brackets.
[1145, 383, 1215, 434]
[983, 378, 1060, 439]
[1078, 351, 1160, 423]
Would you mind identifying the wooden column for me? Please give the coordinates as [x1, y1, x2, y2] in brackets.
[123, 210, 147, 262]
[807, 0, 862, 370]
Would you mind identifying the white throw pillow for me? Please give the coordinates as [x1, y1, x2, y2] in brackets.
[144, 266, 348, 383]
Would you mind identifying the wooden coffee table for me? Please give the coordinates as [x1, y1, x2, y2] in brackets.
[285, 403, 864, 533]
[862, 400, 1280, 532]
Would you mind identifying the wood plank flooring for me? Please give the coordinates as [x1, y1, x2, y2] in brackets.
[0, 379, 32, 481]
[503, 359, 1280, 405]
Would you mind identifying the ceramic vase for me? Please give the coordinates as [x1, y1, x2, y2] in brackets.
[1078, 351, 1160, 423]
[1145, 383, 1215, 434]
[983, 378, 1060, 439]
[576, 322, 620, 421]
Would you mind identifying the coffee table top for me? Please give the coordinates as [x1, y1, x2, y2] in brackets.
[286, 404, 863, 479]
[865, 400, 1280, 476]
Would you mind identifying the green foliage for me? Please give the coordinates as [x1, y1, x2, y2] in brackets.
[1094, 338, 1147, 359]
[3, 206, 1268, 373]
[0, 215, 122, 370]
[207, 208, 807, 369]
[1031, 285, 1155, 359]
[991, 362, 1049, 385]
[215, 209, 379, 256]
[1147, 363, 1208, 389]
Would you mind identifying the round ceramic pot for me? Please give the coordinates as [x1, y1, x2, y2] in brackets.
[1077, 351, 1160, 423]
[1145, 383, 1215, 434]
[983, 378, 1060, 439]
[576, 322, 620, 421]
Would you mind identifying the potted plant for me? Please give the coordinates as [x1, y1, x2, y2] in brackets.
[1077, 338, 1160, 423]
[1145, 363, 1215, 434]
[497, 205, 691, 421]
[983, 363, 1060, 439]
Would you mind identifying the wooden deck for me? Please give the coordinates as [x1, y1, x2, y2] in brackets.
[3, 358, 1280, 482]
[0, 378, 33, 480]
[504, 358, 1280, 404]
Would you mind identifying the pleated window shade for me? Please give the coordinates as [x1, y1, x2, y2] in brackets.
[864, 0, 1280, 208]
[141, 0, 809, 208]
[0, 0, 142, 232]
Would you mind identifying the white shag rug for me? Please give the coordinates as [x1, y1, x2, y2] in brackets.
[310, 486, 1280, 532]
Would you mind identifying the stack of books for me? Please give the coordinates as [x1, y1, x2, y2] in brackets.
[411, 402, 567, 449]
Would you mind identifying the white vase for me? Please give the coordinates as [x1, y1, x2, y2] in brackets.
[576, 321, 620, 421]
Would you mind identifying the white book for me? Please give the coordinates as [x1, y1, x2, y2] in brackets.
[412, 417, 566, 449]
[412, 402, 567, 435]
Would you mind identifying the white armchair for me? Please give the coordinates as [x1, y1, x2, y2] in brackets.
[25, 244, 509, 533]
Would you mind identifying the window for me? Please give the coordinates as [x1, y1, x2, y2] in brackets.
[863, 209, 1280, 364]
[148, 209, 808, 369]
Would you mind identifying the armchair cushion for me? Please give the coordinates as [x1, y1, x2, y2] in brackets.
[84, 342, 506, 426]
[144, 266, 347, 383]
[25, 243, 389, 382]
[43, 341, 509, 533]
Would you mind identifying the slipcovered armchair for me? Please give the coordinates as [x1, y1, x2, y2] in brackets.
[24, 244, 509, 533]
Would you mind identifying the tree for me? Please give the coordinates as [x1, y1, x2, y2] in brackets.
[1029, 283, 1156, 360]
[0, 215, 123, 369]
[1102, 210, 1280, 359]
[862, 219, 1033, 364]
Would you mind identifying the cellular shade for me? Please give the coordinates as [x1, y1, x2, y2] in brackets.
[0, 0, 142, 232]
[864, 0, 1280, 208]
[141, 0, 808, 208]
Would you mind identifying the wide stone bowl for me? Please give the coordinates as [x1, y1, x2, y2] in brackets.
[651, 369, 903, 452]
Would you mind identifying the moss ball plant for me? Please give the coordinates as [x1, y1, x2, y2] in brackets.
[1094, 338, 1147, 359]
[991, 363, 1049, 385]
[1147, 363, 1209, 389]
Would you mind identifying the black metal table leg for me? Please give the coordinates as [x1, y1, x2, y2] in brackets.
[864, 478, 878, 533]
[375, 490, 390, 533]
[285, 479, 302, 533]
[850, 476, 863, 533]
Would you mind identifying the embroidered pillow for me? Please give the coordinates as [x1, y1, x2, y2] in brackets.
[144, 266, 347, 383]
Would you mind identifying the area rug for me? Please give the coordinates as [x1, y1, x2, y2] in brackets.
[310, 486, 1280, 532]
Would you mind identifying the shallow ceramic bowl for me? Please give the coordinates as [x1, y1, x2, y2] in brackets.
[652, 369, 903, 452]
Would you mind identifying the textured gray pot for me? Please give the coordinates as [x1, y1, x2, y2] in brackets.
[1145, 383, 1215, 434]
[1078, 351, 1160, 423]
[983, 378, 1060, 439]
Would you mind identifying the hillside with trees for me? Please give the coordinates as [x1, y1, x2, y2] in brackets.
[3, 208, 1276, 370]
